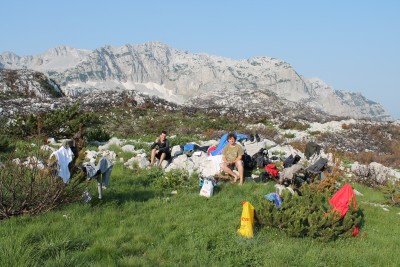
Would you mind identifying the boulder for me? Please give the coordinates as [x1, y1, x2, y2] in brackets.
[85, 150, 98, 161]
[165, 154, 195, 175]
[101, 150, 117, 161]
[121, 144, 135, 153]
[198, 157, 219, 177]
[243, 139, 267, 156]
[199, 140, 219, 147]
[125, 156, 150, 169]
[46, 137, 57, 145]
[99, 137, 124, 151]
[171, 145, 183, 157]
[351, 161, 400, 184]
[41, 145, 55, 152]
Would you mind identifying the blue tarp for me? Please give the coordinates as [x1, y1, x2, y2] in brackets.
[210, 132, 248, 156]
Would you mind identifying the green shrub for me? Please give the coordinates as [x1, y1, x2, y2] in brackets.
[1, 104, 104, 140]
[283, 133, 296, 139]
[381, 180, 400, 206]
[0, 135, 12, 152]
[280, 120, 310, 131]
[257, 184, 363, 241]
[85, 127, 110, 142]
[152, 169, 198, 190]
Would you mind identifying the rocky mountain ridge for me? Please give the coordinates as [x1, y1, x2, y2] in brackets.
[0, 69, 337, 122]
[0, 42, 392, 121]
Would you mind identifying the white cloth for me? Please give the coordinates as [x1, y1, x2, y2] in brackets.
[51, 146, 74, 183]
[208, 155, 223, 173]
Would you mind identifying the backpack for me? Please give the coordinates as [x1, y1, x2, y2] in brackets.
[283, 154, 301, 168]
[265, 164, 279, 178]
[258, 171, 271, 183]
[306, 158, 328, 174]
[255, 157, 265, 169]
[252, 148, 269, 169]
[283, 154, 295, 168]
[242, 153, 254, 169]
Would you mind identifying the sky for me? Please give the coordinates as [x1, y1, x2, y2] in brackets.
[1, 0, 399, 119]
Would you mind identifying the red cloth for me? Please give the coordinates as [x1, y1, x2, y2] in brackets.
[265, 164, 279, 177]
[207, 145, 217, 156]
[352, 226, 360, 236]
[329, 183, 357, 218]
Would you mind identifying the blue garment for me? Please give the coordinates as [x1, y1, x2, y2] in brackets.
[264, 192, 282, 208]
[210, 133, 248, 156]
[83, 157, 113, 199]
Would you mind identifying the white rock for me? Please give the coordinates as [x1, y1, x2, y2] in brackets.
[243, 140, 267, 156]
[125, 156, 150, 169]
[98, 137, 124, 151]
[133, 149, 146, 154]
[351, 161, 400, 184]
[199, 140, 219, 147]
[171, 145, 183, 157]
[353, 189, 364, 196]
[85, 150, 98, 160]
[102, 150, 117, 160]
[41, 145, 55, 152]
[47, 137, 57, 144]
[121, 144, 135, 153]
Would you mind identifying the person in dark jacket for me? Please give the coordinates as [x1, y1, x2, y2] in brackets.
[149, 130, 171, 167]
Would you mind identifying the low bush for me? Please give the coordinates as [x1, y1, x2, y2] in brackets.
[152, 169, 198, 190]
[85, 127, 111, 142]
[0, 135, 13, 152]
[257, 183, 363, 241]
[283, 133, 295, 139]
[0, 158, 83, 220]
[381, 180, 400, 206]
[280, 120, 310, 131]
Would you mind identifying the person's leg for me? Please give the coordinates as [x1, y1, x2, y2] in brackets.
[220, 162, 239, 181]
[235, 160, 244, 185]
[158, 153, 166, 167]
[150, 149, 157, 166]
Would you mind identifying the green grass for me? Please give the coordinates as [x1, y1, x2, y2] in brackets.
[1, 163, 399, 266]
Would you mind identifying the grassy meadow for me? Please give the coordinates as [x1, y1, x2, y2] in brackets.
[1, 162, 399, 267]
[1, 106, 400, 266]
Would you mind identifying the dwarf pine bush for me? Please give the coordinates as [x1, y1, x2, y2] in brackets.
[257, 183, 363, 241]
[0, 104, 106, 141]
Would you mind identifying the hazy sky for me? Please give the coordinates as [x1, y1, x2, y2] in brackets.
[1, 0, 399, 118]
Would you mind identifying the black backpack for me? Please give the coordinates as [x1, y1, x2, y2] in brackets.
[283, 154, 302, 168]
[242, 153, 254, 169]
[252, 148, 269, 169]
[258, 171, 271, 182]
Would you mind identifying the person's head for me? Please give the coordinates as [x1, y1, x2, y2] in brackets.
[160, 130, 167, 141]
[227, 132, 237, 145]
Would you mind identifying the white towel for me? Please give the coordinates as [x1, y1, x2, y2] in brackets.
[51, 146, 74, 183]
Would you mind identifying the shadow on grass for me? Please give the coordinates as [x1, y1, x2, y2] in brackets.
[88, 188, 161, 206]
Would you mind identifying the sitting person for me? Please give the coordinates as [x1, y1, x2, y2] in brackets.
[149, 130, 171, 167]
[220, 132, 244, 185]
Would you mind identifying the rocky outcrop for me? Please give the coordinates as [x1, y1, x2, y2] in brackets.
[305, 78, 390, 121]
[0, 69, 63, 98]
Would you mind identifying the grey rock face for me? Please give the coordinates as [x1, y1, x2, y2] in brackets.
[0, 42, 391, 120]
